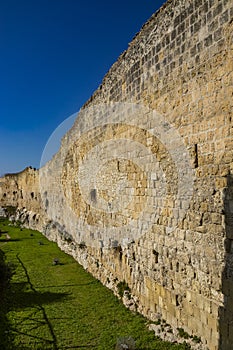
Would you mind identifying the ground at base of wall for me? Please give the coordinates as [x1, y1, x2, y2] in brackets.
[148, 321, 208, 350]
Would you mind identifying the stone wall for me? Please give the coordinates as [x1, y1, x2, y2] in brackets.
[0, 0, 232, 349]
[0, 167, 45, 231]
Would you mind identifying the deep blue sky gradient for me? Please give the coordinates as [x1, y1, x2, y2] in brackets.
[0, 0, 166, 175]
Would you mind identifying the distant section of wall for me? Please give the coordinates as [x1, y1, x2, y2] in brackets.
[0, 167, 44, 230]
[0, 1, 232, 349]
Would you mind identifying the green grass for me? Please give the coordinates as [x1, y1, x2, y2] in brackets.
[0, 219, 189, 350]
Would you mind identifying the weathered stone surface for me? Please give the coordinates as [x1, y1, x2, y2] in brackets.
[0, 1, 232, 349]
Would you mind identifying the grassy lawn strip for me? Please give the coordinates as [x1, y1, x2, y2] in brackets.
[0, 219, 189, 350]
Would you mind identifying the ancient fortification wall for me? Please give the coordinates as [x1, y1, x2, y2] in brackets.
[0, 167, 43, 229]
[1, 1, 232, 349]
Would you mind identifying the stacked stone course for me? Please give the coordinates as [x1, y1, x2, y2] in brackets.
[0, 167, 42, 229]
[0, 1, 232, 349]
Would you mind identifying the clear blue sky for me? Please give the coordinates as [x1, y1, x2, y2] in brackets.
[0, 0, 166, 176]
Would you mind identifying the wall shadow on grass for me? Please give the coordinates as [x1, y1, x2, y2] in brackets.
[0, 238, 21, 243]
[0, 249, 15, 350]
[4, 281, 70, 350]
[8, 281, 70, 310]
[0, 306, 14, 350]
[1, 253, 71, 350]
